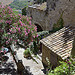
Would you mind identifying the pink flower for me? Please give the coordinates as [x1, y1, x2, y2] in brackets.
[28, 26, 31, 28]
[31, 39, 33, 42]
[1, 51, 3, 52]
[27, 18, 29, 21]
[33, 36, 35, 38]
[29, 21, 31, 25]
[0, 20, 3, 22]
[18, 28, 20, 32]
[0, 15, 2, 17]
[2, 6, 5, 8]
[6, 41, 9, 45]
[21, 23, 23, 26]
[2, 46, 4, 48]
[9, 11, 10, 13]
[65, 61, 67, 63]
[19, 20, 22, 24]
[20, 18, 21, 19]
[12, 27, 15, 29]
[4, 37, 7, 39]
[34, 26, 37, 31]
[16, 25, 18, 27]
[19, 32, 21, 34]
[11, 15, 12, 17]
[36, 34, 38, 37]
[15, 40, 17, 42]
[29, 17, 32, 20]
[8, 32, 10, 34]
[7, 6, 10, 9]
[10, 38, 12, 41]
[18, 14, 21, 17]
[24, 28, 26, 31]
[9, 29, 11, 32]
[26, 16, 27, 17]
[8, 39, 10, 41]
[16, 27, 18, 29]
[6, 20, 11, 24]
[28, 29, 30, 33]
[25, 32, 28, 36]
[67, 59, 69, 61]
[68, 62, 71, 64]
[13, 29, 16, 33]
[31, 31, 33, 33]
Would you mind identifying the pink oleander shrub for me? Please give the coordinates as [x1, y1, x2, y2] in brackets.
[0, 3, 38, 48]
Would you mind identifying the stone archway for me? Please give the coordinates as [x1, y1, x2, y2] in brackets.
[35, 23, 43, 32]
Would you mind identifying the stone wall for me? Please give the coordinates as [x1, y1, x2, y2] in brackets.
[42, 44, 51, 66]
[27, 0, 75, 31]
[27, 6, 52, 31]
[47, 0, 75, 27]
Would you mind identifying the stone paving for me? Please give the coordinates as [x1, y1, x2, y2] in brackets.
[14, 46, 45, 75]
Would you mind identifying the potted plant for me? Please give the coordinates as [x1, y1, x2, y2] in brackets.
[24, 48, 30, 58]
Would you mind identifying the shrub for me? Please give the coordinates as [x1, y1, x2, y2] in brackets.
[37, 31, 49, 39]
[24, 48, 30, 57]
[47, 57, 75, 75]
[0, 3, 38, 49]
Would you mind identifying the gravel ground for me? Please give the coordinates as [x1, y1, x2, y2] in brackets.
[14, 46, 45, 75]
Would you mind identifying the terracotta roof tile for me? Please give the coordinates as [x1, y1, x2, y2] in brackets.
[40, 26, 75, 59]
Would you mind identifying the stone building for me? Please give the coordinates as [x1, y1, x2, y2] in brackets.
[27, 0, 75, 67]
[27, 2, 48, 31]
[27, 0, 75, 31]
[40, 25, 75, 67]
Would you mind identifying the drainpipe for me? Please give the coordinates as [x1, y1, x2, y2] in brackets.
[71, 33, 75, 58]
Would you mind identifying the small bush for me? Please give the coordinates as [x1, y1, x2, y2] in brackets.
[24, 48, 30, 56]
[47, 57, 75, 75]
[38, 31, 49, 39]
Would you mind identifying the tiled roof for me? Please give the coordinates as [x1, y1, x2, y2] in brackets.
[40, 26, 75, 59]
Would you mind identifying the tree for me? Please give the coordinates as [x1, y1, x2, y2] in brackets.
[0, 3, 38, 49]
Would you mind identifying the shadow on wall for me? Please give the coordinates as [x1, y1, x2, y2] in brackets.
[35, 23, 43, 32]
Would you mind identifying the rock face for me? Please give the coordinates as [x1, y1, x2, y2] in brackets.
[27, 0, 75, 31]
[47, 0, 75, 28]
